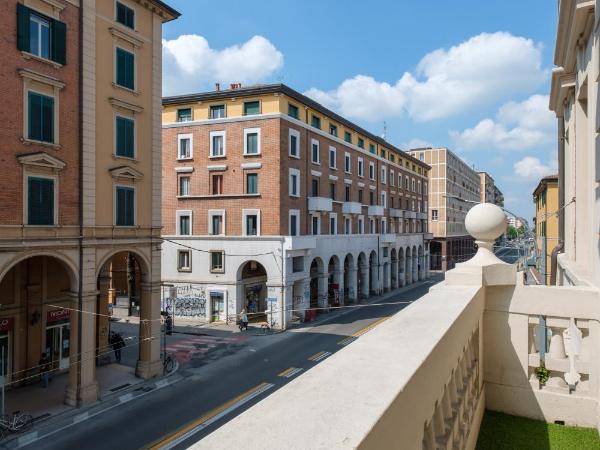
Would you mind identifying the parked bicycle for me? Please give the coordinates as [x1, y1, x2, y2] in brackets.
[0, 411, 33, 439]
[163, 352, 175, 374]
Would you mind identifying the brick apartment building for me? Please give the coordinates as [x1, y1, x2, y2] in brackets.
[408, 147, 480, 271]
[161, 84, 432, 329]
[0, 0, 178, 406]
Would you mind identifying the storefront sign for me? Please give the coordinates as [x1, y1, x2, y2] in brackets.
[0, 318, 14, 332]
[209, 291, 224, 297]
[47, 308, 71, 324]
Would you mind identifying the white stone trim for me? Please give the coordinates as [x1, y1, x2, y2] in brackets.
[209, 130, 226, 158]
[289, 168, 301, 197]
[177, 133, 193, 160]
[242, 209, 261, 236]
[208, 209, 226, 236]
[207, 165, 227, 172]
[176, 209, 193, 236]
[175, 167, 194, 173]
[288, 128, 300, 159]
[241, 162, 262, 170]
[311, 170, 322, 177]
[344, 178, 352, 185]
[243, 127, 261, 156]
[329, 175, 338, 181]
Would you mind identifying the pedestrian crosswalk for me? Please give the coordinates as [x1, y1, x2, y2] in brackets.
[166, 335, 248, 365]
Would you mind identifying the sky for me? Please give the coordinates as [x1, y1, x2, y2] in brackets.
[161, 0, 559, 222]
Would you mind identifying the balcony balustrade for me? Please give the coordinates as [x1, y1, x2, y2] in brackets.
[308, 196, 333, 212]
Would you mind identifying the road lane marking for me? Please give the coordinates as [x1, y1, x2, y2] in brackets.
[337, 336, 357, 346]
[308, 351, 331, 362]
[277, 367, 295, 377]
[278, 367, 303, 378]
[146, 382, 274, 450]
[352, 316, 390, 338]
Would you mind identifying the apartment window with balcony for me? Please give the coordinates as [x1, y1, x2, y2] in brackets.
[243, 210, 260, 236]
[243, 101, 260, 116]
[116, 1, 135, 28]
[244, 128, 260, 155]
[344, 152, 351, 173]
[17, 5, 66, 64]
[329, 214, 337, 235]
[115, 116, 135, 158]
[289, 168, 300, 197]
[412, 200, 415, 211]
[179, 176, 190, 196]
[358, 189, 363, 203]
[369, 162, 375, 181]
[177, 133, 192, 160]
[177, 210, 192, 236]
[381, 191, 387, 209]
[311, 139, 320, 164]
[210, 251, 224, 273]
[176, 108, 192, 122]
[211, 174, 223, 195]
[177, 250, 191, 272]
[357, 138, 364, 149]
[209, 104, 226, 119]
[209, 211, 225, 235]
[329, 146, 336, 169]
[369, 191, 374, 206]
[418, 180, 422, 194]
[358, 216, 364, 234]
[115, 186, 134, 226]
[358, 157, 364, 177]
[289, 209, 300, 236]
[404, 176, 409, 190]
[311, 115, 321, 129]
[27, 176, 55, 225]
[344, 217, 351, 235]
[210, 131, 225, 157]
[381, 218, 387, 234]
[412, 179, 416, 192]
[369, 218, 375, 234]
[344, 131, 352, 143]
[289, 129, 300, 158]
[288, 103, 299, 119]
[311, 216, 320, 235]
[329, 124, 338, 137]
[311, 179, 319, 197]
[390, 170, 394, 187]
[329, 183, 336, 200]
[246, 173, 258, 194]
[116, 47, 135, 90]
[381, 166, 387, 184]
[345, 185, 350, 202]
[28, 92, 54, 143]
[369, 143, 376, 154]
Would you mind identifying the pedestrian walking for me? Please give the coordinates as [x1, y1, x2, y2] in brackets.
[239, 309, 249, 331]
[39, 352, 51, 388]
[111, 332, 126, 363]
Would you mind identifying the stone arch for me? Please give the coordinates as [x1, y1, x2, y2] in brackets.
[343, 254, 355, 303]
[398, 247, 405, 287]
[357, 252, 368, 300]
[309, 257, 326, 311]
[418, 245, 425, 280]
[236, 260, 269, 320]
[412, 245, 418, 283]
[390, 248, 398, 289]
[0, 250, 78, 292]
[406, 247, 412, 284]
[369, 250, 378, 296]
[327, 255, 342, 307]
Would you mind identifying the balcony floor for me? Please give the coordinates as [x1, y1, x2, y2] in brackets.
[477, 410, 600, 450]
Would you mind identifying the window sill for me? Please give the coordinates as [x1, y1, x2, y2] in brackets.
[21, 51, 62, 69]
[329, 166, 337, 171]
[114, 225, 138, 229]
[112, 82, 140, 96]
[311, 161, 321, 166]
[289, 154, 301, 159]
[210, 269, 225, 274]
[24, 224, 57, 228]
[177, 268, 192, 273]
[21, 138, 61, 149]
[243, 153, 261, 157]
[177, 157, 193, 162]
[112, 154, 138, 163]
[209, 155, 226, 160]
[178, 193, 261, 199]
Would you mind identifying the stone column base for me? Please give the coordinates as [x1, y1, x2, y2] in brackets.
[136, 359, 162, 379]
[65, 380, 99, 406]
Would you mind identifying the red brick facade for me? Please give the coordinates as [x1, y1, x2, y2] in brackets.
[0, 1, 80, 226]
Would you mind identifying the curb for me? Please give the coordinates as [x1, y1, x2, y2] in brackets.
[3, 370, 184, 450]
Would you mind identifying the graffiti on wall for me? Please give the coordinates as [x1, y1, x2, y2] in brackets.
[162, 285, 207, 318]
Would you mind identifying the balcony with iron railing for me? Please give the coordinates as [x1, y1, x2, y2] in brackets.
[194, 203, 600, 449]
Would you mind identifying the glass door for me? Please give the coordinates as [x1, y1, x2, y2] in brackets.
[46, 324, 71, 370]
[211, 295, 224, 322]
[0, 334, 9, 384]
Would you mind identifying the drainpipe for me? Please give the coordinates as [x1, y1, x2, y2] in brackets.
[76, 1, 84, 406]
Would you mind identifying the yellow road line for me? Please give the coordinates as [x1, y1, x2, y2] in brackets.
[145, 382, 272, 450]
[278, 367, 295, 377]
[308, 351, 326, 361]
[352, 316, 390, 338]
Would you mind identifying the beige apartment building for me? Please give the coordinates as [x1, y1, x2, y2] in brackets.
[0, 0, 178, 406]
[533, 175, 559, 285]
[478, 171, 496, 204]
[161, 84, 432, 329]
[408, 147, 480, 271]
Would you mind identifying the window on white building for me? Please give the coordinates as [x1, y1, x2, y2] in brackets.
[289, 129, 300, 158]
[289, 168, 300, 197]
[209, 131, 225, 157]
[289, 209, 300, 236]
[177, 250, 192, 272]
[177, 134, 192, 160]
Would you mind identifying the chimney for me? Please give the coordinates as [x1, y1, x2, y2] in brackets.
[215, 83, 220, 91]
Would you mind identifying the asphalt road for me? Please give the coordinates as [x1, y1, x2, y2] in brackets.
[28, 277, 440, 450]
[495, 246, 525, 264]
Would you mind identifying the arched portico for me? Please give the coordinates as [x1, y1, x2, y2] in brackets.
[390, 249, 398, 289]
[398, 248, 405, 287]
[343, 254, 357, 304]
[369, 251, 378, 296]
[406, 247, 413, 285]
[328, 255, 342, 307]
[309, 257, 327, 312]
[412, 246, 418, 283]
[357, 252, 369, 300]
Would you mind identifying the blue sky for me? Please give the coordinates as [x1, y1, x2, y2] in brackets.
[162, 0, 559, 222]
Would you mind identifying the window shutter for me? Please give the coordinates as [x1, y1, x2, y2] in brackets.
[28, 178, 40, 224]
[28, 93, 41, 141]
[125, 188, 134, 225]
[17, 4, 31, 52]
[116, 188, 125, 225]
[41, 179, 54, 224]
[51, 19, 67, 65]
[41, 95, 54, 143]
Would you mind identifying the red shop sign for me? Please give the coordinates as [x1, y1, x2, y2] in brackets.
[47, 309, 71, 324]
[0, 318, 14, 332]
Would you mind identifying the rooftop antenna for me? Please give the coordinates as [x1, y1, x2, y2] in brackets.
[381, 121, 387, 140]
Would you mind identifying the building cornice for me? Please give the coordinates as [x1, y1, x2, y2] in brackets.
[17, 152, 66, 170]
[18, 68, 65, 89]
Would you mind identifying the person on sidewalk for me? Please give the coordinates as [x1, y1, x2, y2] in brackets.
[239, 309, 249, 331]
[111, 332, 126, 363]
[39, 353, 51, 388]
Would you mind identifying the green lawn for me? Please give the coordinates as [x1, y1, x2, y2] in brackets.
[477, 410, 600, 450]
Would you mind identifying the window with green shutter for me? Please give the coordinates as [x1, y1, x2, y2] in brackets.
[116, 48, 135, 90]
[288, 104, 299, 119]
[28, 92, 54, 143]
[243, 101, 260, 116]
[344, 131, 352, 143]
[246, 173, 258, 194]
[28, 177, 54, 225]
[116, 116, 134, 157]
[357, 138, 364, 149]
[311, 115, 321, 129]
[116, 2, 135, 29]
[116, 186, 134, 226]
[17, 5, 66, 65]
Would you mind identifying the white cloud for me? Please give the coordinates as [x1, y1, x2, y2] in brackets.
[304, 32, 546, 122]
[401, 138, 433, 150]
[513, 156, 557, 180]
[450, 94, 555, 151]
[162, 35, 284, 95]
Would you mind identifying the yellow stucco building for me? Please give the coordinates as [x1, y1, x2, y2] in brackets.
[533, 175, 559, 285]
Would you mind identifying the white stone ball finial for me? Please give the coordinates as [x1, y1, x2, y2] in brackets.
[465, 203, 507, 244]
